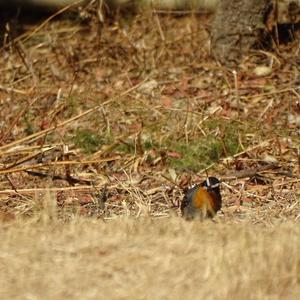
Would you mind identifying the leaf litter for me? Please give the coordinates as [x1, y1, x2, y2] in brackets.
[0, 4, 299, 223]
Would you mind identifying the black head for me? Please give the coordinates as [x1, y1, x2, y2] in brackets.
[201, 177, 221, 194]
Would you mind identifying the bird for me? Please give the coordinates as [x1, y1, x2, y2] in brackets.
[181, 177, 222, 220]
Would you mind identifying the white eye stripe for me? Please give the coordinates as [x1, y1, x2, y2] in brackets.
[206, 178, 210, 186]
[210, 183, 220, 188]
[204, 182, 220, 189]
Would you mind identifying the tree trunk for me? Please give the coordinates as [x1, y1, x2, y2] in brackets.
[211, 0, 272, 67]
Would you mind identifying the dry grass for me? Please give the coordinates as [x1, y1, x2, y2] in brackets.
[0, 215, 300, 300]
[0, 4, 300, 299]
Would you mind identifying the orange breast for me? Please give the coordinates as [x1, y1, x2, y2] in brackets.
[193, 187, 217, 216]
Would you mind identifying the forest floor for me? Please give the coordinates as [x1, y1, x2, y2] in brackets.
[0, 4, 299, 299]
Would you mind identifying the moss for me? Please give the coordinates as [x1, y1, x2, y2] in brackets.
[115, 142, 136, 154]
[166, 119, 244, 171]
[115, 137, 158, 154]
[73, 129, 112, 154]
[144, 138, 157, 150]
[166, 138, 221, 172]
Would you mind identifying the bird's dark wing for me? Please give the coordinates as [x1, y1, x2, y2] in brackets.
[180, 185, 199, 212]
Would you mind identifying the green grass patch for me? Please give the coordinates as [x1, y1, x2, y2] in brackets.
[115, 137, 158, 155]
[166, 119, 245, 171]
[73, 129, 113, 154]
[115, 142, 136, 154]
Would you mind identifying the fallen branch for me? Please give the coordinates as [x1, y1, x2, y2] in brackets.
[221, 164, 280, 181]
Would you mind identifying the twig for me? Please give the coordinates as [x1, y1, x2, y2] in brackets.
[198, 163, 216, 175]
[11, 0, 85, 45]
[4, 175, 32, 201]
[245, 86, 300, 99]
[0, 185, 103, 196]
[88, 131, 142, 159]
[3, 146, 57, 169]
[221, 182, 266, 200]
[154, 14, 165, 41]
[259, 98, 273, 120]
[221, 138, 275, 163]
[233, 70, 240, 116]
[0, 78, 148, 152]
[153, 9, 212, 15]
[26, 170, 93, 185]
[0, 97, 39, 143]
[225, 178, 300, 194]
[0, 157, 120, 175]
[0, 144, 61, 157]
[197, 106, 222, 126]
[221, 165, 280, 181]
[0, 85, 28, 95]
[160, 173, 178, 187]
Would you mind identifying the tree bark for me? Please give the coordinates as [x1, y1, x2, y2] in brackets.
[211, 0, 272, 67]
